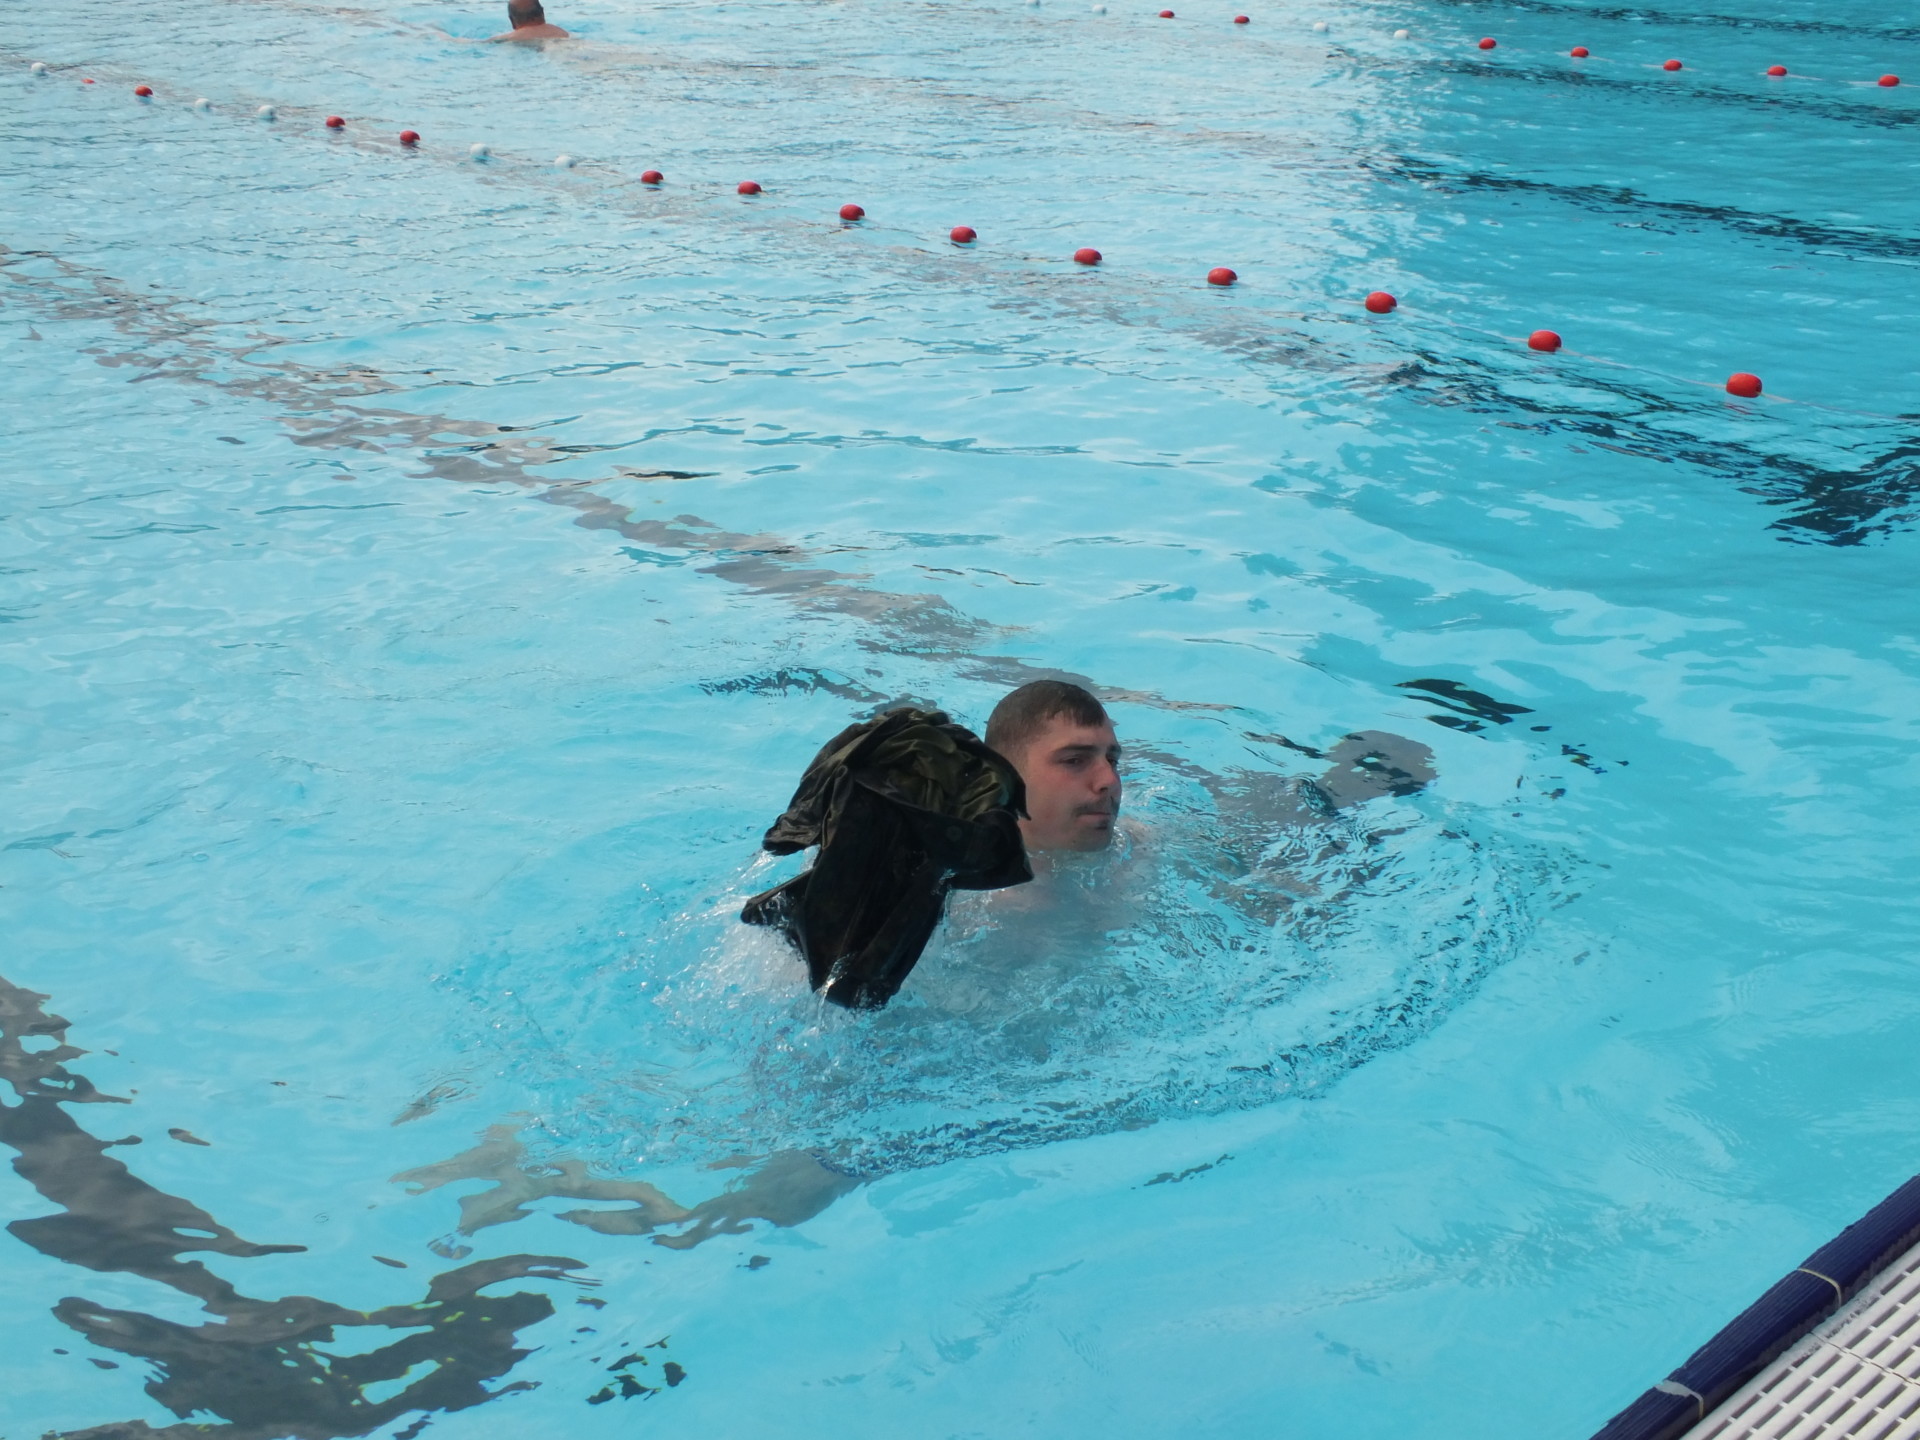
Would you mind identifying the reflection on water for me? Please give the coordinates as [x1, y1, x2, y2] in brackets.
[0, 975, 596, 1440]
[394, 1125, 859, 1251]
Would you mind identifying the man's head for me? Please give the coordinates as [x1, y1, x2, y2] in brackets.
[985, 681, 1121, 853]
[507, 0, 546, 27]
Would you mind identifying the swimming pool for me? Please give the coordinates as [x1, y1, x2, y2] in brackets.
[3, 0, 1917, 1434]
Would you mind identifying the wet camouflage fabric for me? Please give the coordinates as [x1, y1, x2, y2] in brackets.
[742, 708, 1031, 1009]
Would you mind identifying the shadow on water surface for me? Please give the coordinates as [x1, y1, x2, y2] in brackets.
[0, 974, 595, 1440]
[392, 1125, 859, 1252]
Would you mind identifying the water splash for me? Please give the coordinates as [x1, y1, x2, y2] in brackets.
[455, 756, 1569, 1181]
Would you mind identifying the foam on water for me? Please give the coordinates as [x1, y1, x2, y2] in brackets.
[458, 772, 1567, 1177]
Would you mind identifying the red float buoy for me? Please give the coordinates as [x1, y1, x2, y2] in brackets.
[399, 129, 420, 146]
[641, 169, 663, 184]
[950, 225, 977, 244]
[325, 115, 345, 129]
[1766, 64, 1787, 77]
[1158, 9, 1174, 17]
[839, 203, 865, 221]
[1364, 290, 1397, 314]
[1074, 247, 1102, 266]
[1879, 74, 1901, 87]
[1207, 266, 1237, 287]
[82, 77, 96, 85]
[1662, 58, 1682, 71]
[134, 84, 153, 97]
[1233, 13, 1249, 22]
[737, 180, 762, 194]
[1477, 37, 1496, 49]
[1528, 329, 1562, 352]
[1726, 372, 1763, 398]
[1570, 47, 1589, 58]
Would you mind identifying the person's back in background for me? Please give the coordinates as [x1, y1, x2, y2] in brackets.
[491, 0, 568, 42]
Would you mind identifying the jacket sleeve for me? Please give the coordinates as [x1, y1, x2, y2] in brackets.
[759, 718, 880, 854]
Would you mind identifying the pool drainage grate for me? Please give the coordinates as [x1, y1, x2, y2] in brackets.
[1590, 1175, 1920, 1440]
[1691, 1238, 1920, 1438]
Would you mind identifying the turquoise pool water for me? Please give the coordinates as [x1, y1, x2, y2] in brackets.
[3, 0, 1917, 1435]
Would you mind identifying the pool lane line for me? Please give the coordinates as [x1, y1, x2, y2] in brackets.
[4, 251, 1901, 771]
[22, 0, 1909, 158]
[23, 20, 1907, 247]
[1414, 0, 1920, 45]
[0, 236, 1621, 751]
[7, 156, 1907, 556]
[59, 22, 1899, 280]
[1328, 43, 1918, 132]
[11, 79, 1899, 443]
[101, 0, 1395, 136]
[12, 71, 1914, 537]
[1365, 154, 1920, 267]
[9, 10, 1403, 192]
[58, 0, 1905, 215]
[66, 44, 1920, 297]
[10, 215, 1907, 565]
[1357, 307, 1920, 541]
[1586, 1171, 1920, 1440]
[1421, 313, 1913, 424]
[0, 58, 1414, 384]
[0, 245, 1216, 707]
[18, 55, 1900, 425]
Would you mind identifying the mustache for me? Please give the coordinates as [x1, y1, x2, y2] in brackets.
[1074, 801, 1118, 818]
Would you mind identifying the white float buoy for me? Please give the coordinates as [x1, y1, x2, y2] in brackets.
[192, 96, 211, 111]
[469, 142, 490, 159]
[256, 104, 275, 120]
[555, 153, 576, 168]
[1091, 4, 1105, 12]
[1311, 20, 1328, 32]
[1393, 28, 1409, 39]
[30, 61, 49, 75]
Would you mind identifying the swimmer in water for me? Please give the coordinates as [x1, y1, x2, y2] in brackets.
[930, 680, 1438, 1000]
[984, 680, 1122, 853]
[980, 678, 1434, 856]
[490, 0, 569, 42]
[743, 676, 1437, 1005]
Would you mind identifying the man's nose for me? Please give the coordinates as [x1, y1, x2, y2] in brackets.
[1091, 760, 1119, 793]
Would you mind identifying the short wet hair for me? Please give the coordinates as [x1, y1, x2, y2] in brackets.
[508, 0, 545, 23]
[985, 680, 1109, 761]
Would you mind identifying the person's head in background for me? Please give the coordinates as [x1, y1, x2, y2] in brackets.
[493, 0, 569, 40]
[986, 681, 1122, 853]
